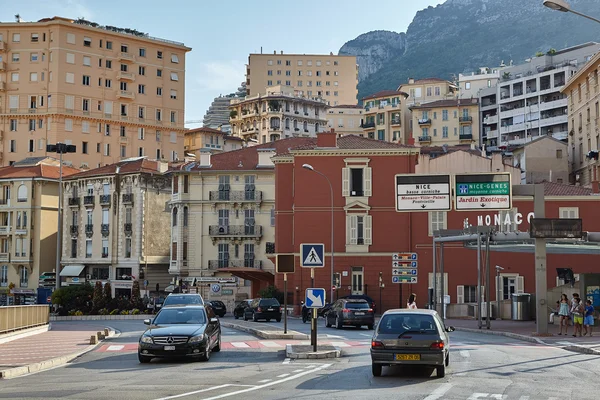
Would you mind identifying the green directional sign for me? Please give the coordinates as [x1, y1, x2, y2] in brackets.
[454, 173, 512, 211]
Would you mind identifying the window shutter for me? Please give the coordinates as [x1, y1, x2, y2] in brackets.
[342, 168, 349, 197]
[364, 215, 372, 245]
[516, 276, 524, 294]
[9, 95, 19, 109]
[457, 285, 464, 304]
[65, 95, 74, 110]
[348, 215, 357, 245]
[496, 275, 504, 301]
[364, 167, 372, 196]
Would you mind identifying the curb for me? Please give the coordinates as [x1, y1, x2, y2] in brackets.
[0, 325, 50, 345]
[221, 322, 309, 340]
[285, 344, 341, 359]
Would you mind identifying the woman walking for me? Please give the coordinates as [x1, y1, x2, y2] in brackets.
[558, 294, 570, 335]
[407, 293, 417, 309]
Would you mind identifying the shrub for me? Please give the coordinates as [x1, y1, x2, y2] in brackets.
[92, 281, 105, 312]
[132, 309, 140, 315]
[98, 308, 109, 315]
[51, 283, 94, 314]
[74, 310, 84, 316]
[102, 282, 113, 304]
[109, 309, 120, 315]
[120, 310, 130, 315]
[130, 281, 142, 309]
[68, 309, 78, 316]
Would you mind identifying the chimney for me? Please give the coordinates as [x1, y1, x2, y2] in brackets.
[157, 160, 169, 173]
[470, 142, 476, 150]
[317, 128, 338, 148]
[199, 149, 211, 167]
[408, 78, 415, 84]
[257, 148, 276, 168]
[273, 50, 276, 54]
[280, 50, 283, 54]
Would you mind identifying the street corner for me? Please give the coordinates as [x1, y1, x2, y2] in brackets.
[285, 344, 341, 359]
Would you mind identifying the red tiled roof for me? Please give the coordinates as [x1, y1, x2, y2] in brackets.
[289, 135, 415, 152]
[186, 127, 244, 141]
[543, 182, 596, 196]
[410, 99, 478, 109]
[0, 164, 80, 180]
[362, 90, 409, 101]
[65, 158, 163, 179]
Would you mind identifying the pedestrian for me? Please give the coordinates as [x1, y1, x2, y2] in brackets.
[583, 299, 594, 337]
[571, 297, 584, 337]
[407, 293, 417, 309]
[550, 300, 560, 324]
[558, 294, 570, 335]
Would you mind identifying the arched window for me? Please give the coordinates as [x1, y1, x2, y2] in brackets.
[303, 121, 308, 131]
[183, 207, 188, 227]
[315, 123, 320, 133]
[270, 117, 280, 130]
[17, 185, 28, 202]
[285, 118, 290, 129]
[172, 207, 178, 227]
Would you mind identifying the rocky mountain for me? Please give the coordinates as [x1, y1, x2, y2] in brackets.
[340, 0, 600, 101]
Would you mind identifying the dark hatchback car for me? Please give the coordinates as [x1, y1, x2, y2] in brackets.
[208, 300, 226, 317]
[234, 299, 253, 319]
[325, 299, 375, 329]
[138, 305, 221, 363]
[244, 298, 282, 322]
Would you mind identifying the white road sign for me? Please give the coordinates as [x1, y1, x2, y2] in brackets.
[395, 174, 451, 212]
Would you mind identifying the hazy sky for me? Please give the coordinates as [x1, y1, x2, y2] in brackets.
[1, 0, 444, 126]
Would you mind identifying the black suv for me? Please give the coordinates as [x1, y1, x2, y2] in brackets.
[244, 298, 281, 322]
[208, 300, 226, 317]
[325, 298, 375, 330]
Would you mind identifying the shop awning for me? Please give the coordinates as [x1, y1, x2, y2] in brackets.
[216, 267, 274, 283]
[60, 265, 85, 277]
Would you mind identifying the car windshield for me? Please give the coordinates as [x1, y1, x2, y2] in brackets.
[260, 299, 279, 306]
[346, 302, 370, 309]
[163, 295, 203, 306]
[153, 308, 206, 325]
[378, 314, 437, 335]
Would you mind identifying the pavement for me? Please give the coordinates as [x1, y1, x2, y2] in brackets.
[221, 319, 309, 340]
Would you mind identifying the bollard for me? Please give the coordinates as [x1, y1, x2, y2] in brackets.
[97, 331, 106, 340]
[104, 328, 110, 337]
[90, 334, 98, 345]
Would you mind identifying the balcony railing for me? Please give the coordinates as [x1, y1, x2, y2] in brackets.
[119, 52, 136, 62]
[99, 194, 111, 205]
[459, 134, 473, 141]
[361, 121, 375, 129]
[124, 223, 132, 233]
[117, 90, 135, 100]
[418, 118, 432, 126]
[391, 118, 401, 126]
[0, 252, 8, 262]
[208, 225, 263, 237]
[0, 226, 10, 235]
[117, 71, 135, 81]
[70, 225, 78, 236]
[85, 224, 93, 233]
[208, 259, 230, 269]
[209, 190, 263, 202]
[459, 116, 473, 123]
[83, 196, 95, 206]
[68, 197, 80, 206]
[209, 259, 262, 269]
[101, 224, 110, 236]
[419, 136, 432, 142]
[122, 193, 134, 204]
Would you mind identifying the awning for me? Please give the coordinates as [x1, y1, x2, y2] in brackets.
[60, 265, 85, 277]
[217, 267, 274, 283]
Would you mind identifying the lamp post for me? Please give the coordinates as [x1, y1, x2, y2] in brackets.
[302, 164, 334, 303]
[543, 0, 600, 24]
[495, 265, 504, 320]
[47, 143, 76, 291]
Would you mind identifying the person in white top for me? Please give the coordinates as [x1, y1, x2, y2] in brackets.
[407, 293, 417, 309]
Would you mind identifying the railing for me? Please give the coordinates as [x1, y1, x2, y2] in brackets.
[117, 90, 135, 99]
[419, 136, 432, 142]
[459, 134, 473, 140]
[0, 226, 10, 235]
[70, 225, 78, 236]
[391, 119, 401, 125]
[208, 191, 263, 202]
[85, 224, 93, 233]
[122, 193, 134, 203]
[0, 305, 49, 334]
[117, 71, 135, 81]
[208, 225, 263, 237]
[124, 223, 132, 233]
[99, 194, 111, 205]
[459, 116, 473, 123]
[361, 121, 375, 129]
[68, 197, 80, 206]
[0, 252, 9, 261]
[418, 119, 432, 125]
[83, 196, 95, 206]
[119, 52, 136, 62]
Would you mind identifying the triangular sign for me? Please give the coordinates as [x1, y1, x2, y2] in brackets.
[304, 247, 323, 265]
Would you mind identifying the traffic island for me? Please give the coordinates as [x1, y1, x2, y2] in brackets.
[286, 344, 341, 359]
[221, 321, 308, 340]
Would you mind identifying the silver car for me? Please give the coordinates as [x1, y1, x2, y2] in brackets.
[370, 309, 455, 378]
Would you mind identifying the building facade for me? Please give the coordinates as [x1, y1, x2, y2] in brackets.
[361, 91, 409, 144]
[245, 52, 358, 106]
[184, 127, 244, 157]
[326, 105, 363, 136]
[410, 99, 480, 147]
[458, 68, 500, 100]
[0, 157, 79, 306]
[505, 136, 569, 184]
[229, 85, 329, 144]
[60, 158, 172, 298]
[0, 16, 191, 169]
[561, 50, 600, 186]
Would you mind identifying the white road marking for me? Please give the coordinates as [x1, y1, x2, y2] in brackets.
[467, 394, 489, 400]
[518, 396, 530, 400]
[490, 395, 506, 400]
[459, 350, 470, 358]
[329, 341, 350, 347]
[260, 341, 282, 348]
[326, 334, 345, 338]
[257, 379, 271, 383]
[556, 341, 574, 345]
[199, 364, 332, 400]
[282, 358, 291, 364]
[276, 373, 289, 378]
[106, 345, 124, 351]
[154, 384, 251, 400]
[359, 333, 372, 337]
[292, 369, 303, 373]
[230, 342, 250, 348]
[423, 383, 453, 400]
[299, 341, 311, 345]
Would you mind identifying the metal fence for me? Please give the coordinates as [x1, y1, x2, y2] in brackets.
[0, 305, 49, 334]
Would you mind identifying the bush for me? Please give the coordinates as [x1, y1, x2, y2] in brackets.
[120, 310, 130, 315]
[51, 284, 94, 314]
[258, 285, 284, 304]
[74, 310, 84, 316]
[98, 308, 109, 315]
[131, 309, 140, 315]
[109, 309, 120, 315]
[92, 281, 105, 312]
[130, 281, 142, 309]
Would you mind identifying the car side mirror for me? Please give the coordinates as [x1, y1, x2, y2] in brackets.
[446, 326, 455, 332]
[210, 318, 218, 324]
[143, 319, 151, 325]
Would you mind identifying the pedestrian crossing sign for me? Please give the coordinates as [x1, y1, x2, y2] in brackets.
[300, 243, 325, 268]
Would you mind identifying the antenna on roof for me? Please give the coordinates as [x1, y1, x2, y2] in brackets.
[15, 14, 23, 23]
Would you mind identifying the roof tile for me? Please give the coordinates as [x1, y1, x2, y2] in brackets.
[543, 181, 596, 196]
[65, 158, 163, 179]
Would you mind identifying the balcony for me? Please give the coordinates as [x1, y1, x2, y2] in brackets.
[124, 223, 133, 234]
[459, 116, 473, 124]
[418, 136, 432, 143]
[418, 118, 431, 126]
[68, 197, 80, 207]
[208, 259, 262, 269]
[119, 52, 136, 62]
[0, 41, 6, 51]
[486, 129, 499, 139]
[459, 133, 473, 141]
[0, 226, 10, 235]
[117, 90, 135, 100]
[0, 253, 8, 262]
[83, 195, 95, 207]
[99, 194, 111, 206]
[391, 118, 401, 126]
[70, 225, 78, 236]
[0, 61, 5, 71]
[483, 115, 498, 124]
[101, 224, 110, 236]
[209, 190, 263, 203]
[117, 71, 135, 81]
[15, 226, 27, 235]
[122, 193, 134, 204]
[361, 121, 375, 129]
[208, 225, 263, 238]
[0, 82, 5, 92]
[0, 199, 9, 207]
[85, 224, 93, 234]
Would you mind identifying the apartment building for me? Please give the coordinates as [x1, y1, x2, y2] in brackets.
[361, 90, 409, 143]
[184, 127, 244, 157]
[458, 68, 500, 99]
[503, 136, 568, 184]
[0, 157, 79, 306]
[562, 50, 600, 186]
[480, 42, 600, 149]
[60, 158, 172, 298]
[326, 105, 363, 136]
[246, 52, 358, 106]
[410, 99, 480, 147]
[0, 16, 191, 169]
[229, 85, 329, 144]
[201, 83, 246, 131]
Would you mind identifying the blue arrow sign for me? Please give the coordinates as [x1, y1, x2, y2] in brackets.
[305, 288, 326, 308]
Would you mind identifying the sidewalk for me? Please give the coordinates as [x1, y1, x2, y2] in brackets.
[221, 319, 308, 340]
[0, 322, 109, 379]
[447, 318, 600, 355]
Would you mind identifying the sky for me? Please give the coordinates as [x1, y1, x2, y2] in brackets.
[1, 0, 444, 126]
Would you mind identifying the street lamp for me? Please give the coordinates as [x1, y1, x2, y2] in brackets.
[302, 163, 334, 303]
[47, 143, 76, 291]
[543, 0, 600, 24]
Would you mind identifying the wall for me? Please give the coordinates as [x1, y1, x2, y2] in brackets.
[519, 139, 568, 184]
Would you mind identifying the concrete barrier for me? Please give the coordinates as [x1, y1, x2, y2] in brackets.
[50, 314, 153, 321]
[0, 305, 49, 334]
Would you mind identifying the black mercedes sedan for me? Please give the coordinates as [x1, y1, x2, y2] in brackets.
[138, 305, 221, 363]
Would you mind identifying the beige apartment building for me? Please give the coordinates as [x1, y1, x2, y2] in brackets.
[60, 158, 172, 298]
[562, 51, 600, 186]
[0, 157, 79, 306]
[0, 16, 190, 169]
[361, 90, 409, 143]
[229, 85, 329, 144]
[410, 99, 480, 147]
[458, 68, 500, 99]
[184, 127, 244, 157]
[505, 136, 569, 184]
[326, 105, 363, 136]
[246, 52, 358, 106]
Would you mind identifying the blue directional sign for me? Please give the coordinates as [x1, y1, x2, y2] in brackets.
[392, 261, 417, 268]
[300, 243, 325, 268]
[305, 288, 326, 308]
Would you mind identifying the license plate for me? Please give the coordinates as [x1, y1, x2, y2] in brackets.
[268, 308, 273, 311]
[355, 312, 365, 315]
[164, 346, 176, 351]
[395, 354, 420, 361]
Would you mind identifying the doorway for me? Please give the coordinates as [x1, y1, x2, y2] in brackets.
[351, 266, 363, 295]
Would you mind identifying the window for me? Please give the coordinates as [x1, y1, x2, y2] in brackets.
[19, 266, 28, 288]
[559, 207, 579, 218]
[13, 33, 21, 43]
[138, 84, 145, 94]
[346, 214, 372, 246]
[102, 239, 109, 258]
[271, 207, 275, 226]
[120, 81, 128, 91]
[157, 69, 162, 77]
[105, 79, 112, 88]
[28, 139, 34, 152]
[556, 149, 563, 158]
[157, 87, 163, 96]
[83, 55, 91, 66]
[121, 45, 128, 53]
[10, 120, 17, 131]
[66, 72, 74, 84]
[170, 89, 177, 99]
[30, 33, 39, 42]
[139, 147, 144, 157]
[125, 238, 132, 258]
[138, 66, 145, 76]
[156, 109, 162, 121]
[183, 206, 189, 226]
[428, 211, 447, 236]
[30, 53, 39, 62]
[1, 265, 8, 287]
[17, 185, 28, 202]
[30, 72, 38, 82]
[65, 119, 73, 131]
[86, 239, 92, 258]
[82, 75, 90, 86]
[170, 111, 177, 123]
[120, 145, 127, 158]
[11, 72, 19, 82]
[106, 41, 113, 50]
[138, 106, 145, 119]
[342, 166, 372, 197]
[82, 142, 88, 154]
[170, 72, 179, 81]
[10, 140, 16, 152]
[12, 53, 20, 62]
[155, 130, 161, 141]
[139, 48, 146, 57]
[106, 60, 112, 69]
[157, 51, 163, 59]
[82, 121, 90, 133]
[83, 36, 91, 47]
[170, 132, 177, 143]
[104, 143, 110, 156]
[138, 127, 145, 140]
[66, 53, 75, 64]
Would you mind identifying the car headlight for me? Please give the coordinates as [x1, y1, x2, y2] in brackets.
[189, 334, 206, 344]
[140, 335, 154, 344]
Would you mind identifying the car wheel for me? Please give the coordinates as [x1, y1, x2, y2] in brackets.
[367, 324, 374, 330]
[252, 313, 258, 322]
[276, 317, 281, 323]
[325, 317, 331, 328]
[138, 353, 152, 364]
[213, 335, 221, 352]
[336, 316, 342, 329]
[199, 346, 211, 362]
[244, 313, 248, 321]
[372, 363, 382, 377]
[234, 314, 239, 319]
[436, 364, 446, 378]
[445, 353, 449, 367]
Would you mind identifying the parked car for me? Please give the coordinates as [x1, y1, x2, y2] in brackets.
[370, 309, 454, 378]
[325, 298, 375, 329]
[339, 294, 376, 314]
[162, 293, 204, 307]
[138, 305, 221, 363]
[208, 300, 226, 317]
[244, 298, 282, 322]
[234, 300, 253, 319]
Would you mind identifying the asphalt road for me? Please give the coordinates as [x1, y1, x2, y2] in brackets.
[1, 317, 599, 400]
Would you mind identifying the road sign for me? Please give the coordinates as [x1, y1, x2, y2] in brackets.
[305, 288, 326, 308]
[454, 173, 512, 211]
[392, 253, 417, 261]
[301, 243, 325, 268]
[392, 276, 418, 284]
[276, 254, 295, 273]
[392, 268, 417, 276]
[392, 260, 417, 268]
[530, 218, 583, 239]
[395, 174, 451, 212]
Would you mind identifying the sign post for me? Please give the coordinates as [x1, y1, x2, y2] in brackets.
[391, 253, 418, 308]
[276, 254, 295, 335]
[305, 288, 325, 352]
[301, 243, 325, 347]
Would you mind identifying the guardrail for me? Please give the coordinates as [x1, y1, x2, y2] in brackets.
[0, 305, 49, 334]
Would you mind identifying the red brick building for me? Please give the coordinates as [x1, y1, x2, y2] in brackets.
[273, 132, 600, 313]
